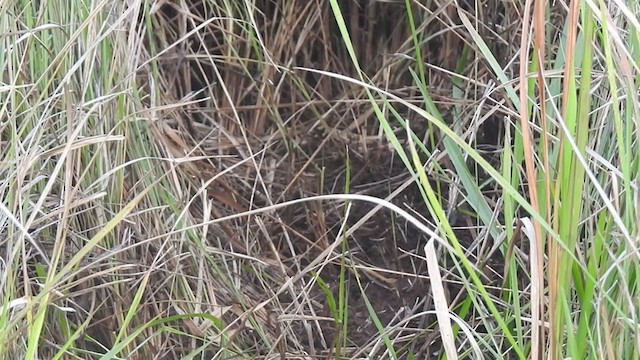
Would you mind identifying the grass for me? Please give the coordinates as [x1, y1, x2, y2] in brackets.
[1, 0, 639, 359]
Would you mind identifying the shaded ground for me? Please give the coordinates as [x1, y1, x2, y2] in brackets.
[143, 0, 517, 357]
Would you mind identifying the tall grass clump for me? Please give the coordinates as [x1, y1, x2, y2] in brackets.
[323, 0, 640, 358]
[1, 0, 639, 359]
[0, 1, 256, 359]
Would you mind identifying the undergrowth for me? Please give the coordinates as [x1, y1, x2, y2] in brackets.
[0, 0, 638, 359]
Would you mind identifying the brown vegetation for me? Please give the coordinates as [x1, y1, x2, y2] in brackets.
[132, 0, 525, 357]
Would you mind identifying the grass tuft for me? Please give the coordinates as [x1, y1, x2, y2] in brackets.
[1, 0, 639, 359]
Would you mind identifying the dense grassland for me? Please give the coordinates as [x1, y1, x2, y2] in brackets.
[1, 0, 639, 359]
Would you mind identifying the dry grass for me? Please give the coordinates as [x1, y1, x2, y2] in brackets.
[146, 1, 517, 356]
[2, 0, 639, 359]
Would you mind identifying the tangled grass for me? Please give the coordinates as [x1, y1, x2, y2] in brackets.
[1, 0, 638, 359]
